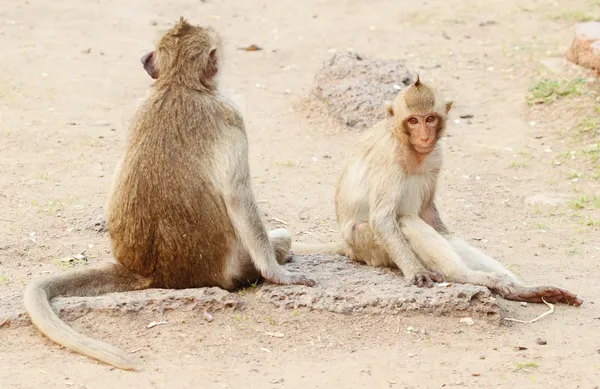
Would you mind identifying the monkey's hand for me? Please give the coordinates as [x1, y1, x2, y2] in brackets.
[405, 270, 443, 288]
[262, 269, 316, 287]
[281, 250, 295, 264]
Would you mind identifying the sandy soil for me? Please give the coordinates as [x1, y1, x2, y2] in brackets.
[1, 0, 599, 388]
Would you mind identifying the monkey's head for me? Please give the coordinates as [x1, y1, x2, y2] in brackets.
[385, 76, 453, 155]
[141, 17, 223, 90]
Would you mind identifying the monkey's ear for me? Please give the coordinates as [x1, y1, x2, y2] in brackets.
[414, 74, 421, 88]
[141, 51, 159, 79]
[444, 100, 453, 115]
[207, 47, 219, 78]
[385, 101, 394, 118]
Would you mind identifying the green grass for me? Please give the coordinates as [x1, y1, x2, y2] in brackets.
[571, 195, 600, 209]
[581, 216, 600, 227]
[578, 117, 599, 138]
[515, 362, 539, 372]
[527, 78, 587, 105]
[550, 9, 600, 22]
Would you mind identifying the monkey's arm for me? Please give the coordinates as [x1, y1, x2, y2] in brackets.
[420, 202, 450, 235]
[223, 131, 314, 286]
[369, 181, 442, 287]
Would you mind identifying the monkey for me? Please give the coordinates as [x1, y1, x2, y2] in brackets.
[293, 76, 583, 307]
[23, 17, 315, 371]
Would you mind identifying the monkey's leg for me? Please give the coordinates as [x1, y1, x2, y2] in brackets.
[401, 215, 516, 286]
[445, 236, 518, 281]
[227, 229, 296, 286]
[268, 228, 293, 265]
[402, 216, 582, 305]
[352, 219, 442, 288]
[446, 236, 583, 306]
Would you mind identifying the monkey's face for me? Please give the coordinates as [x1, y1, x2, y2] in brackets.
[402, 113, 442, 154]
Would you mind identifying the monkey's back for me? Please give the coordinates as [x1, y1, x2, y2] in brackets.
[107, 87, 238, 289]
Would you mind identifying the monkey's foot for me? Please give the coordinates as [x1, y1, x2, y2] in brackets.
[406, 270, 443, 288]
[283, 250, 295, 264]
[263, 270, 316, 287]
[503, 286, 583, 306]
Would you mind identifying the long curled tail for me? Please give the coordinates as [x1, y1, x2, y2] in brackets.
[24, 263, 151, 370]
[292, 241, 348, 256]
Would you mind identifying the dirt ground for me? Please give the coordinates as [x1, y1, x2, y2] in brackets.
[1, 0, 600, 388]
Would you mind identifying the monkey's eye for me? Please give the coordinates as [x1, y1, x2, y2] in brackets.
[408, 118, 419, 125]
[425, 116, 436, 123]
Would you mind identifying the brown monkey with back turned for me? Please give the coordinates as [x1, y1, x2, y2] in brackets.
[294, 77, 582, 306]
[24, 17, 315, 371]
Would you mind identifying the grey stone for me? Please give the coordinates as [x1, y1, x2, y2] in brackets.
[566, 22, 600, 75]
[0, 287, 243, 328]
[539, 57, 567, 74]
[592, 41, 600, 56]
[91, 120, 112, 127]
[1, 255, 501, 329]
[525, 193, 571, 206]
[258, 254, 500, 319]
[311, 52, 415, 131]
[574, 21, 600, 41]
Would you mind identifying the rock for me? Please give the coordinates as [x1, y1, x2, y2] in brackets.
[0, 287, 243, 328]
[2, 255, 501, 329]
[574, 21, 600, 41]
[259, 254, 500, 319]
[525, 193, 570, 207]
[535, 338, 547, 345]
[459, 317, 475, 326]
[565, 22, 600, 76]
[310, 52, 415, 131]
[538, 57, 567, 74]
[593, 41, 600, 56]
[85, 211, 107, 233]
[91, 120, 112, 126]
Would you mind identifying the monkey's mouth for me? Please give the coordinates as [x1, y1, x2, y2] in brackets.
[413, 144, 435, 154]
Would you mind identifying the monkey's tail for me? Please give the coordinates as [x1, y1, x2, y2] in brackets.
[292, 241, 348, 256]
[24, 263, 151, 371]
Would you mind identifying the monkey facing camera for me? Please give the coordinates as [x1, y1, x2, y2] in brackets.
[23, 17, 314, 371]
[294, 77, 583, 307]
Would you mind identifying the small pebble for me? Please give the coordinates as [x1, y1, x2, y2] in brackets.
[536, 338, 547, 345]
[479, 355, 485, 360]
[459, 317, 474, 326]
[92, 120, 111, 126]
[520, 302, 528, 307]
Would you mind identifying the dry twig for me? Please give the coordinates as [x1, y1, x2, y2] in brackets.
[503, 298, 554, 324]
